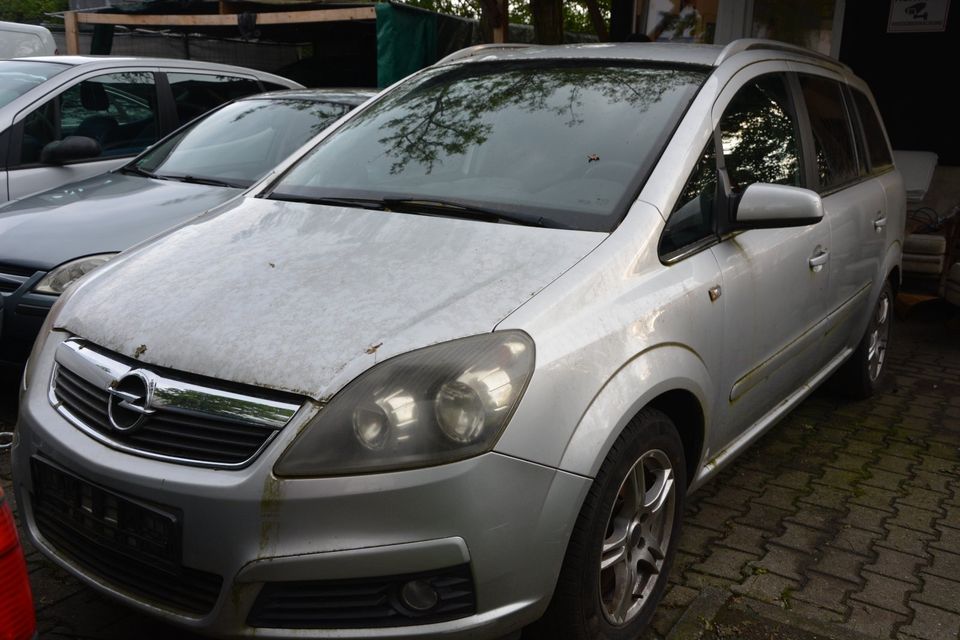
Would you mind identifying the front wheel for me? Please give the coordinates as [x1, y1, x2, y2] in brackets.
[532, 408, 686, 639]
[834, 281, 894, 399]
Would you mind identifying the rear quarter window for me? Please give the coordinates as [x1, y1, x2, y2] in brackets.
[851, 89, 893, 173]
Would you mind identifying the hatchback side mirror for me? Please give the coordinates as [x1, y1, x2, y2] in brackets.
[732, 183, 824, 230]
[40, 136, 102, 165]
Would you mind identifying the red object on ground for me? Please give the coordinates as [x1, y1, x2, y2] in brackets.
[0, 486, 36, 640]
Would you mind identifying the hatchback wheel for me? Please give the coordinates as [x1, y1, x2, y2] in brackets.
[532, 408, 686, 640]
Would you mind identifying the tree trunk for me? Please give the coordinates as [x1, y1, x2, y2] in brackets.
[478, 0, 507, 43]
[530, 0, 564, 44]
[580, 0, 608, 41]
[609, 0, 633, 41]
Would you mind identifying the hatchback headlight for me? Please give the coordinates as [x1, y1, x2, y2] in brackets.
[32, 253, 117, 295]
[275, 331, 535, 477]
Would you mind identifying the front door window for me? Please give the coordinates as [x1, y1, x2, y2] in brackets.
[17, 71, 159, 166]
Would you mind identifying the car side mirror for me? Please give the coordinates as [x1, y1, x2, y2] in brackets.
[40, 136, 102, 165]
[732, 183, 824, 230]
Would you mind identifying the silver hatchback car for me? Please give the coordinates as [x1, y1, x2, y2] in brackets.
[12, 40, 903, 639]
[0, 56, 299, 202]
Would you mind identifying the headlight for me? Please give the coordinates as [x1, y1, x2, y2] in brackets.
[275, 331, 535, 477]
[32, 253, 117, 295]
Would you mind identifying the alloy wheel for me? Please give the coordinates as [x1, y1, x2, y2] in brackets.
[867, 291, 891, 382]
[599, 449, 676, 626]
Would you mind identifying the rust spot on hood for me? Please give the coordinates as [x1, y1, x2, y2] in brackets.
[365, 342, 383, 354]
[133, 344, 147, 359]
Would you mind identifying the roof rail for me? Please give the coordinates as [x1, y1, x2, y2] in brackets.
[436, 43, 534, 66]
[715, 38, 850, 71]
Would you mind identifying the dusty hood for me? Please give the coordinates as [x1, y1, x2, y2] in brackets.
[0, 172, 241, 270]
[55, 197, 605, 400]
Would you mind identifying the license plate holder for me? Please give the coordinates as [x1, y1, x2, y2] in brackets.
[31, 457, 183, 573]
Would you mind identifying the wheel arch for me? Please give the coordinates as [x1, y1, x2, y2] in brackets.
[647, 389, 705, 487]
[883, 239, 902, 295]
[557, 343, 711, 486]
[888, 264, 901, 293]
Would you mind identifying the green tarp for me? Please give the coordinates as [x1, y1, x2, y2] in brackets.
[376, 1, 480, 88]
[376, 2, 438, 88]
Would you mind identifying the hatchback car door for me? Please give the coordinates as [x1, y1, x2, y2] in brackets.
[707, 70, 832, 446]
[7, 70, 161, 200]
[794, 71, 885, 359]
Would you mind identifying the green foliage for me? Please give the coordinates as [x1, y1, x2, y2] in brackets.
[0, 0, 68, 23]
[400, 0, 610, 35]
[563, 1, 610, 34]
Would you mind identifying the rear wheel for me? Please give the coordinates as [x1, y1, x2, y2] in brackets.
[532, 408, 686, 639]
[834, 281, 893, 399]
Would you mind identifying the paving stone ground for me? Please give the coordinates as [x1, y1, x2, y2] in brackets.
[1, 302, 958, 639]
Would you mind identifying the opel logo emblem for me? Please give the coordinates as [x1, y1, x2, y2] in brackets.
[107, 371, 156, 432]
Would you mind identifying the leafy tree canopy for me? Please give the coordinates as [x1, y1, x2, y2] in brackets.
[402, 0, 610, 36]
[0, 0, 67, 23]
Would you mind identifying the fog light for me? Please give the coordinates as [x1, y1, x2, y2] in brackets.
[399, 579, 439, 612]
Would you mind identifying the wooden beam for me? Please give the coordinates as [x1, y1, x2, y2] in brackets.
[64, 10, 80, 54]
[492, 0, 508, 43]
[75, 6, 376, 27]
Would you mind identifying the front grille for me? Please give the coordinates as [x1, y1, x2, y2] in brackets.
[50, 338, 303, 468]
[31, 458, 222, 616]
[247, 565, 476, 629]
[54, 366, 275, 465]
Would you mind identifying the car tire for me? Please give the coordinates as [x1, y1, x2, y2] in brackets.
[834, 281, 894, 399]
[531, 408, 686, 640]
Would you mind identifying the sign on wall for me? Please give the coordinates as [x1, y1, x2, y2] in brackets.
[888, 0, 951, 32]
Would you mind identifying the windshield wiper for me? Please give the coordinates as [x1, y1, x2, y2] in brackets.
[381, 198, 557, 228]
[267, 193, 559, 228]
[119, 165, 162, 179]
[168, 174, 244, 188]
[268, 194, 388, 210]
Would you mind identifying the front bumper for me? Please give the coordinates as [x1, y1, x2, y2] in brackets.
[11, 332, 591, 638]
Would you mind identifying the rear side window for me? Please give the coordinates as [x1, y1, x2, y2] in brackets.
[166, 73, 261, 126]
[851, 89, 893, 173]
[799, 75, 859, 191]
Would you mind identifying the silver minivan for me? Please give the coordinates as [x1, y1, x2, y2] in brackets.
[0, 22, 57, 59]
[12, 40, 903, 639]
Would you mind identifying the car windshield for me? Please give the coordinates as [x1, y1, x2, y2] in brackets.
[0, 60, 69, 109]
[268, 60, 707, 231]
[133, 97, 353, 188]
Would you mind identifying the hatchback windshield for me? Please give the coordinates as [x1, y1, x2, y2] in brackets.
[0, 60, 68, 109]
[269, 61, 707, 231]
[134, 97, 353, 188]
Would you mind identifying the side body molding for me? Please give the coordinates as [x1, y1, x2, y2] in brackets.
[557, 343, 714, 485]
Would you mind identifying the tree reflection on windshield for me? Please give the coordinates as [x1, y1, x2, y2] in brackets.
[274, 61, 707, 232]
[368, 64, 702, 175]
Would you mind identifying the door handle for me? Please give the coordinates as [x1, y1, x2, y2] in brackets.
[874, 214, 887, 232]
[809, 248, 829, 272]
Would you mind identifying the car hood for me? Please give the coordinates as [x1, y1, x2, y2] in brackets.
[55, 197, 606, 400]
[0, 172, 241, 270]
